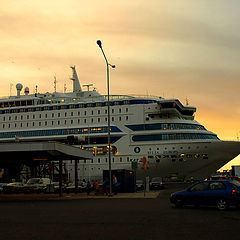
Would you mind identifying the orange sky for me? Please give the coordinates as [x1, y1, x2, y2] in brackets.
[0, 0, 239, 169]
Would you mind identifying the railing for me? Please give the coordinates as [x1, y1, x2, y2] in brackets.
[102, 94, 163, 100]
[0, 92, 164, 107]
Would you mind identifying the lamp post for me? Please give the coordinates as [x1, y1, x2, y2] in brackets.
[96, 40, 115, 196]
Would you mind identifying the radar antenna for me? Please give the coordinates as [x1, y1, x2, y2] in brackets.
[83, 84, 93, 91]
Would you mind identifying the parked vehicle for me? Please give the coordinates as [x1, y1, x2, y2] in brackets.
[65, 183, 79, 193]
[170, 180, 240, 210]
[3, 182, 24, 193]
[52, 182, 67, 193]
[65, 182, 87, 193]
[53, 182, 60, 193]
[210, 175, 240, 183]
[136, 180, 144, 191]
[0, 183, 8, 193]
[149, 177, 165, 190]
[22, 178, 52, 193]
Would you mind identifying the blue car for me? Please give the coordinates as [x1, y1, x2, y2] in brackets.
[170, 180, 240, 210]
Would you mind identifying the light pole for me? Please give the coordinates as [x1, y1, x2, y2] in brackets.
[96, 40, 115, 196]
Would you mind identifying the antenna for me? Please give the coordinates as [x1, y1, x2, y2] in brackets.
[54, 74, 57, 92]
[10, 83, 13, 96]
[83, 84, 93, 91]
[186, 98, 189, 106]
[64, 83, 67, 93]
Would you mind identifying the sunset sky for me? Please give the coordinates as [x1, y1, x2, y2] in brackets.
[0, 0, 239, 169]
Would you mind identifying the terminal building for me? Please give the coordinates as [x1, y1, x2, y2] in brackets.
[0, 141, 92, 183]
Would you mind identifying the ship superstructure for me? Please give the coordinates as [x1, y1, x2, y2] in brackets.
[0, 66, 239, 181]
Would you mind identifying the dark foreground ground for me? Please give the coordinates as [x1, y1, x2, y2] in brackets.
[0, 183, 239, 240]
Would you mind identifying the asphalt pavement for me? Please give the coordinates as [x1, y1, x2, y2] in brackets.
[0, 182, 239, 240]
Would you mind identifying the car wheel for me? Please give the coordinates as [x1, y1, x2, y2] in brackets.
[216, 199, 229, 211]
[174, 197, 183, 208]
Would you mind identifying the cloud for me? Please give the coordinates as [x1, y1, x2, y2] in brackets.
[0, 0, 239, 150]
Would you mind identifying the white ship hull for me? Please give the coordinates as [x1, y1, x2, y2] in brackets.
[136, 141, 240, 180]
[70, 140, 240, 181]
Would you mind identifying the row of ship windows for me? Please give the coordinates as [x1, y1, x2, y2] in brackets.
[70, 157, 131, 164]
[1, 108, 129, 121]
[2, 116, 129, 129]
[1, 116, 129, 129]
[127, 123, 206, 131]
[148, 146, 207, 151]
[0, 127, 120, 139]
[68, 153, 209, 165]
[0, 99, 155, 110]
[132, 133, 218, 142]
[150, 153, 208, 162]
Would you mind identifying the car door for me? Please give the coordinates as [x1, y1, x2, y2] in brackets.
[205, 181, 227, 205]
[186, 182, 209, 205]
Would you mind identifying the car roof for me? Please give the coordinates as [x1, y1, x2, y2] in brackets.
[201, 180, 233, 184]
[211, 176, 240, 179]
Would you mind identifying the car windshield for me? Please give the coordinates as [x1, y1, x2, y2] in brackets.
[26, 179, 41, 184]
[230, 180, 240, 188]
[136, 180, 143, 184]
[189, 182, 208, 191]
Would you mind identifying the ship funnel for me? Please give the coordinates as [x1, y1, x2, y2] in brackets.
[16, 83, 23, 97]
[70, 65, 82, 92]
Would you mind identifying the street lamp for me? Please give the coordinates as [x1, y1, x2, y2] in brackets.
[96, 40, 115, 196]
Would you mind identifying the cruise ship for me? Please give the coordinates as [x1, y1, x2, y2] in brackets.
[0, 66, 239, 181]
